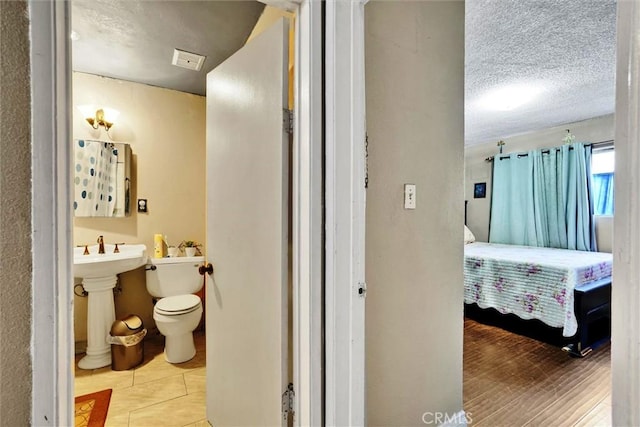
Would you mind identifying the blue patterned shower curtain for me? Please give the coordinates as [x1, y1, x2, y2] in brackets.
[489, 142, 597, 251]
[74, 140, 117, 216]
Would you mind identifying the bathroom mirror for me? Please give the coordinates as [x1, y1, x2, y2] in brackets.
[73, 140, 131, 217]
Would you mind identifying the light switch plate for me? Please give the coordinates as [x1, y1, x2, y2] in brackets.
[404, 184, 416, 209]
[137, 199, 148, 213]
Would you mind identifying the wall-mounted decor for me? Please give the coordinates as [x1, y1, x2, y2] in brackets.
[474, 182, 486, 199]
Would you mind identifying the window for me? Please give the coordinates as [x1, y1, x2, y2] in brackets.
[591, 146, 614, 215]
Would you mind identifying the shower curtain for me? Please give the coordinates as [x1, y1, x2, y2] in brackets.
[489, 142, 597, 251]
[74, 140, 117, 217]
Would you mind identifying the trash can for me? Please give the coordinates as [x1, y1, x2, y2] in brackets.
[108, 314, 146, 371]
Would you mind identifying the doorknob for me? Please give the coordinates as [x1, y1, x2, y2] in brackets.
[199, 263, 214, 276]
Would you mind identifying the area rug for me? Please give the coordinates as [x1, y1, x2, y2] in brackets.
[74, 388, 112, 427]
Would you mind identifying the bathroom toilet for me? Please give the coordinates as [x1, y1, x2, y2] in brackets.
[145, 256, 204, 363]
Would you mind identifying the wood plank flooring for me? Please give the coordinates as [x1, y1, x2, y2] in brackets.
[464, 319, 611, 427]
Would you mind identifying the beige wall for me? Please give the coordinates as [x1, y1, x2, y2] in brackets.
[0, 0, 33, 424]
[464, 114, 614, 251]
[73, 72, 206, 341]
[365, 2, 465, 425]
[595, 215, 613, 253]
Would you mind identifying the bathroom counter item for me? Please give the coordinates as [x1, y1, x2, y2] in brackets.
[154, 234, 166, 258]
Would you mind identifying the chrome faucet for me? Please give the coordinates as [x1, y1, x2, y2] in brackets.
[97, 235, 105, 254]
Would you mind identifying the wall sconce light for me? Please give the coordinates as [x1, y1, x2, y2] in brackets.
[77, 105, 120, 131]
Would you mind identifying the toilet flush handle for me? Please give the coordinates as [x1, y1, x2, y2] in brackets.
[198, 263, 214, 276]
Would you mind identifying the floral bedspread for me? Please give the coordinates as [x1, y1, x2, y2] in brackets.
[464, 242, 613, 337]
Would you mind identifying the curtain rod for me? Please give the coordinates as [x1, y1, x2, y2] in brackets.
[499, 147, 576, 160]
[484, 140, 614, 162]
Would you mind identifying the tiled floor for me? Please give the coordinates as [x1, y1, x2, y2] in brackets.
[74, 331, 209, 427]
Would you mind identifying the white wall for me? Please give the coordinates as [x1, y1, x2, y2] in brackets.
[0, 1, 32, 423]
[464, 114, 614, 251]
[72, 72, 206, 341]
[365, 2, 465, 425]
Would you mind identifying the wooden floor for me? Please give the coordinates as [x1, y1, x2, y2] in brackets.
[464, 319, 611, 427]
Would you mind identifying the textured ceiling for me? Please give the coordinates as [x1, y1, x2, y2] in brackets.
[465, 0, 617, 146]
[71, 0, 265, 96]
[72, 1, 617, 145]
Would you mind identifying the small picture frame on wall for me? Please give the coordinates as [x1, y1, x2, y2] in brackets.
[474, 182, 486, 199]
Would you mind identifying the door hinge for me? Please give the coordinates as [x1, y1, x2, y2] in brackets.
[282, 383, 295, 422]
[358, 281, 367, 298]
[283, 109, 294, 134]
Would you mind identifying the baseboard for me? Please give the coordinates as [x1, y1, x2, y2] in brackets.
[74, 340, 87, 355]
[438, 410, 469, 427]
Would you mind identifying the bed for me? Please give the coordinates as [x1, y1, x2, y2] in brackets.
[464, 241, 613, 356]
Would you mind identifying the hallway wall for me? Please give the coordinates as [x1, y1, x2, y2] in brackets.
[0, 1, 33, 424]
[365, 1, 465, 425]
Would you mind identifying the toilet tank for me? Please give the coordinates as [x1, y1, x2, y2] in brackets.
[145, 256, 205, 298]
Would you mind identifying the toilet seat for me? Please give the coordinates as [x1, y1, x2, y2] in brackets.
[155, 294, 201, 316]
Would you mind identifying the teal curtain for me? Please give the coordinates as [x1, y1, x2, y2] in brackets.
[489, 143, 596, 251]
[489, 153, 536, 245]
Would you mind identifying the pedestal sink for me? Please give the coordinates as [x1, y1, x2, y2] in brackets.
[74, 243, 147, 369]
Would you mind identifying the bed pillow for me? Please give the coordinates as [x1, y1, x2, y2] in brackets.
[464, 225, 476, 244]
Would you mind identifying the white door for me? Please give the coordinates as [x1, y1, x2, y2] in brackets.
[205, 18, 290, 426]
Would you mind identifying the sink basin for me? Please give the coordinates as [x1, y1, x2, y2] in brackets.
[74, 243, 147, 370]
[74, 244, 147, 278]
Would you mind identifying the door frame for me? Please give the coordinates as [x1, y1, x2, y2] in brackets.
[29, 0, 74, 424]
[29, 0, 324, 425]
[612, 1, 640, 425]
[287, 1, 324, 425]
[324, 0, 367, 425]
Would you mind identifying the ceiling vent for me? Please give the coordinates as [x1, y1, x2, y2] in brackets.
[171, 49, 206, 72]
